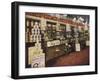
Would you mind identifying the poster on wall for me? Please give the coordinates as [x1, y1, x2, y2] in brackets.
[11, 1, 98, 79]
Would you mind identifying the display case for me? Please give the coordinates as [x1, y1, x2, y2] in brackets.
[46, 22, 57, 40]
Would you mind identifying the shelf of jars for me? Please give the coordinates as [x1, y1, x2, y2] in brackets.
[25, 18, 46, 68]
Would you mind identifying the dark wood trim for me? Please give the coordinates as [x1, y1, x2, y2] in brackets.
[11, 2, 19, 79]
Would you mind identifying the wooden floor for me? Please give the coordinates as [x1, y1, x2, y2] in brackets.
[46, 47, 89, 67]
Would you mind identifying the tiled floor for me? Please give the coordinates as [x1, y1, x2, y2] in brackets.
[47, 47, 89, 67]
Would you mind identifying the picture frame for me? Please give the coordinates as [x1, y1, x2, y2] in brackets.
[11, 1, 98, 79]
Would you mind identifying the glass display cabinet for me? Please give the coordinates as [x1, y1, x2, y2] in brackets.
[46, 22, 57, 40]
[78, 26, 86, 49]
[44, 22, 66, 62]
